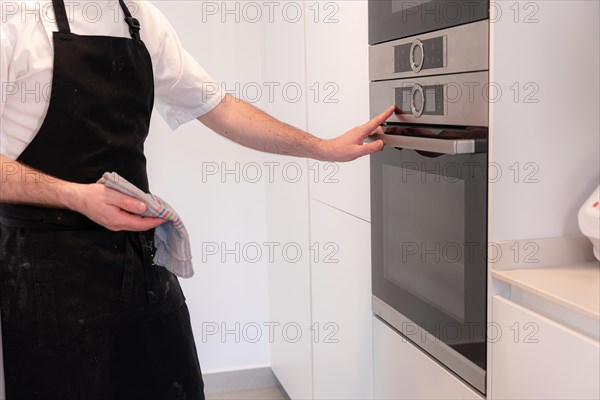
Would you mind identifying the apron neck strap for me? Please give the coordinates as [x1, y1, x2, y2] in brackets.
[52, 0, 71, 33]
[51, 0, 142, 40]
[119, 0, 141, 40]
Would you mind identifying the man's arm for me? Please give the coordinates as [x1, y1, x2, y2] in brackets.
[198, 95, 393, 162]
[0, 155, 164, 231]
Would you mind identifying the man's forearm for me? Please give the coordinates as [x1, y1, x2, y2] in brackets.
[198, 95, 391, 162]
[0, 155, 166, 231]
[198, 95, 335, 160]
[0, 155, 77, 208]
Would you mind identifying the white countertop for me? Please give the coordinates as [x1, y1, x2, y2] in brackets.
[491, 236, 600, 339]
[492, 261, 600, 320]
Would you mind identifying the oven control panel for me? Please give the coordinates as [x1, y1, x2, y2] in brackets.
[370, 71, 489, 126]
[370, 19, 488, 81]
[394, 36, 446, 73]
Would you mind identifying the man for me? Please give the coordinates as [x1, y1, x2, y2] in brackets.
[0, 0, 392, 398]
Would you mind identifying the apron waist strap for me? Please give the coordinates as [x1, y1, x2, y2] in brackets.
[0, 203, 101, 230]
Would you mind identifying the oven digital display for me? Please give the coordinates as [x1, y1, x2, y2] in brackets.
[395, 85, 444, 116]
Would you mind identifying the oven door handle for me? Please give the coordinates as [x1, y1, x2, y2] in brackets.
[365, 133, 485, 155]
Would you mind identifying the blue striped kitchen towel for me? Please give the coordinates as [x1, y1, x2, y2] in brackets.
[97, 172, 194, 278]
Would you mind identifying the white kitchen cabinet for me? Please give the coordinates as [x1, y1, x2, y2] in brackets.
[265, 2, 375, 398]
[310, 200, 373, 399]
[490, 295, 600, 399]
[373, 317, 482, 400]
[263, 4, 313, 396]
[305, 0, 371, 221]
[267, 190, 374, 400]
[265, 158, 313, 400]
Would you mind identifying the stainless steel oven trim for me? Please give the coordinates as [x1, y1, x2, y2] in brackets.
[409, 39, 424, 73]
[369, 20, 489, 81]
[373, 295, 486, 394]
[370, 71, 489, 126]
[365, 133, 481, 154]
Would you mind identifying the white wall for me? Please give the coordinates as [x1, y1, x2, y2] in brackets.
[489, 0, 600, 241]
[146, 1, 271, 373]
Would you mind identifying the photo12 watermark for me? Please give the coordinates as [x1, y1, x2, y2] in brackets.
[399, 320, 540, 345]
[392, 160, 541, 185]
[200, 241, 340, 264]
[393, 80, 540, 106]
[200, 161, 340, 184]
[199, 1, 341, 24]
[201, 321, 340, 344]
[202, 81, 340, 105]
[391, 240, 540, 266]
[1, 1, 142, 24]
[393, 1, 541, 25]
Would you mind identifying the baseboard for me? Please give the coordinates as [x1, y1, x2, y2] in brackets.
[203, 367, 283, 394]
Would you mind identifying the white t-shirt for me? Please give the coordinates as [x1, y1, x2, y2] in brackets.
[0, 0, 225, 159]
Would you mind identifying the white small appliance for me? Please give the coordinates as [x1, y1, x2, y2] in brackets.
[579, 185, 600, 261]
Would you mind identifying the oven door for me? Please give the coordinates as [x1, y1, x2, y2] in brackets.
[370, 127, 488, 394]
[369, 0, 489, 45]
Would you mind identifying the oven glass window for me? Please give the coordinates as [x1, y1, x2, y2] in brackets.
[369, 0, 489, 44]
[391, 0, 429, 14]
[371, 145, 488, 382]
[382, 164, 466, 322]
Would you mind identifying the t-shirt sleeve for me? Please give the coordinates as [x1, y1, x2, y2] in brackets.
[1, 26, 14, 157]
[140, 3, 225, 130]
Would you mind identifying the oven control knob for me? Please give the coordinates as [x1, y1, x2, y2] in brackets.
[411, 84, 425, 117]
[410, 39, 424, 73]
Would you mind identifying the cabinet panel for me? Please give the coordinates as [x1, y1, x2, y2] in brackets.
[266, 165, 313, 400]
[310, 200, 373, 399]
[491, 296, 600, 399]
[264, 4, 313, 398]
[305, 1, 371, 220]
[373, 317, 482, 400]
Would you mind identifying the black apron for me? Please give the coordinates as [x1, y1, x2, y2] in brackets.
[0, 1, 204, 398]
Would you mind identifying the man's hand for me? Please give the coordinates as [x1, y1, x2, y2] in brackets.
[0, 155, 164, 232]
[315, 106, 394, 162]
[68, 183, 165, 232]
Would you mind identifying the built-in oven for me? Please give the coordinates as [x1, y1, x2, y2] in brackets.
[368, 6, 489, 395]
[369, 0, 489, 45]
[371, 131, 488, 394]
